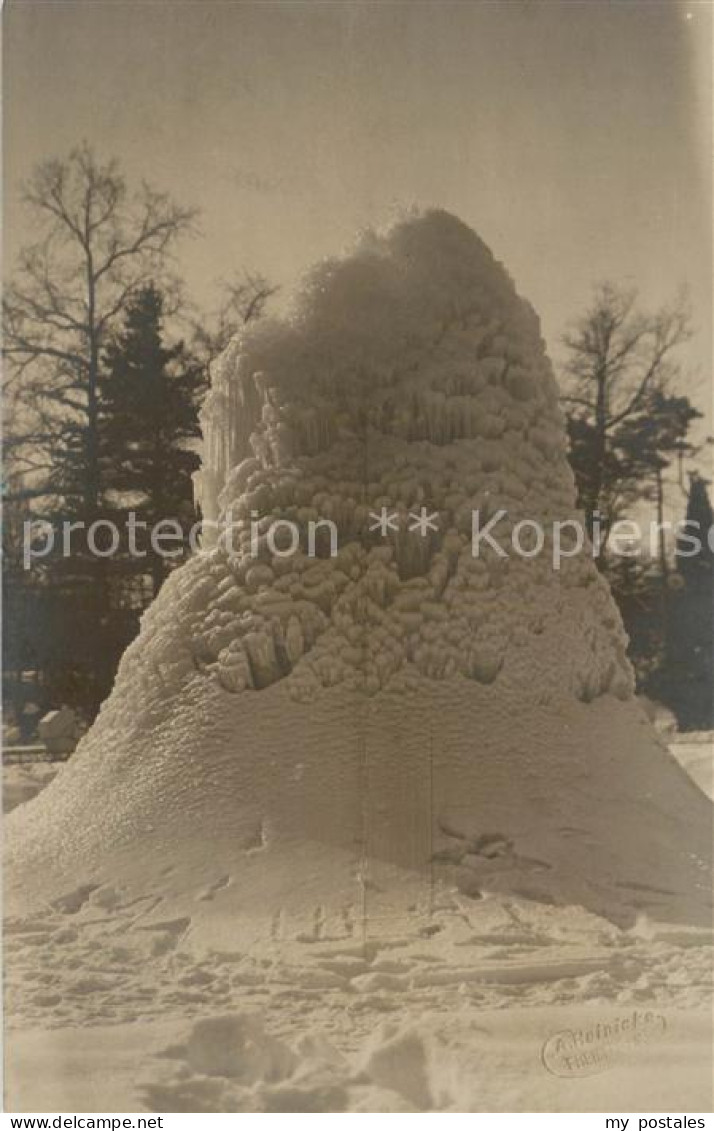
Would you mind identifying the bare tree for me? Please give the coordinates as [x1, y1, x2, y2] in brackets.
[561, 283, 693, 539]
[3, 144, 197, 516]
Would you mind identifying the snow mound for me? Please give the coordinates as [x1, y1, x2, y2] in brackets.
[141, 1012, 430, 1112]
[6, 210, 712, 933]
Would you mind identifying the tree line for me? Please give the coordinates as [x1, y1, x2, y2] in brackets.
[3, 146, 712, 736]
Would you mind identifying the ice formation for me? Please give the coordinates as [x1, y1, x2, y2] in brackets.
[6, 211, 712, 934]
[189, 213, 625, 703]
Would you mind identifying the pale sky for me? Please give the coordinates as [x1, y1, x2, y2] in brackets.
[4, 0, 712, 438]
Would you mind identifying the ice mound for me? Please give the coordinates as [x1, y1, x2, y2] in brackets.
[6, 211, 712, 933]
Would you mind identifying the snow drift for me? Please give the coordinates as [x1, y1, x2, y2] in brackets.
[6, 210, 712, 935]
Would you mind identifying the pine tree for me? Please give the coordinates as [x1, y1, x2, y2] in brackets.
[101, 285, 205, 597]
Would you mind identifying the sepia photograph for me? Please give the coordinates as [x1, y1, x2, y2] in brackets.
[2, 0, 713, 1119]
